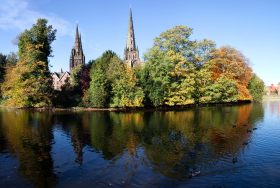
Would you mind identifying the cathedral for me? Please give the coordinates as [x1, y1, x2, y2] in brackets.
[52, 9, 140, 90]
[52, 25, 85, 90]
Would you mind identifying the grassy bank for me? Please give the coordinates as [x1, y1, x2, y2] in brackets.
[0, 101, 252, 112]
[263, 95, 280, 101]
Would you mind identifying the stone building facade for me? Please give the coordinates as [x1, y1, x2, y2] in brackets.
[70, 26, 85, 71]
[52, 25, 85, 90]
[52, 70, 71, 91]
[124, 9, 141, 67]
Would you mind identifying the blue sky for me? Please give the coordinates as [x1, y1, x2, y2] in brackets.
[0, 0, 279, 85]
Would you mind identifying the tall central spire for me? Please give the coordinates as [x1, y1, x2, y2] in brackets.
[74, 25, 80, 51]
[126, 8, 136, 51]
[124, 8, 141, 67]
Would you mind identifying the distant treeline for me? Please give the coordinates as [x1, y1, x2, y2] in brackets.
[0, 19, 265, 108]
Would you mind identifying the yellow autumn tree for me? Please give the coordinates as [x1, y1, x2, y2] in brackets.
[1, 19, 56, 107]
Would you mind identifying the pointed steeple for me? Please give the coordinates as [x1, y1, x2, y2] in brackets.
[79, 33, 83, 51]
[124, 8, 141, 67]
[74, 25, 80, 51]
[70, 25, 85, 72]
[126, 8, 136, 51]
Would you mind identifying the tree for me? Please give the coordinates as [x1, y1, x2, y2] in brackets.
[204, 75, 238, 103]
[6, 52, 18, 67]
[109, 62, 144, 107]
[194, 67, 214, 103]
[2, 19, 56, 107]
[87, 50, 144, 108]
[152, 26, 215, 69]
[163, 51, 196, 106]
[54, 62, 93, 108]
[248, 74, 265, 102]
[206, 46, 253, 101]
[88, 51, 117, 107]
[53, 65, 83, 108]
[142, 25, 215, 106]
[0, 53, 7, 83]
[0, 52, 18, 102]
[0, 52, 18, 83]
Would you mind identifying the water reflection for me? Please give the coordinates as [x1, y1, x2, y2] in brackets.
[264, 100, 280, 118]
[0, 110, 57, 187]
[0, 103, 264, 187]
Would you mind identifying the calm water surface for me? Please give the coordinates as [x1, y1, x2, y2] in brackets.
[0, 102, 280, 188]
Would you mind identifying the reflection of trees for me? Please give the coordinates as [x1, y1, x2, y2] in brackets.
[86, 112, 143, 159]
[0, 110, 7, 153]
[0, 103, 265, 185]
[82, 104, 264, 179]
[53, 113, 90, 165]
[249, 103, 264, 124]
[141, 104, 264, 178]
[0, 110, 57, 188]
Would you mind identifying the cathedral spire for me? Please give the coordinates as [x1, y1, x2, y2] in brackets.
[79, 33, 83, 51]
[124, 8, 141, 67]
[70, 25, 85, 72]
[126, 8, 136, 51]
[74, 25, 80, 51]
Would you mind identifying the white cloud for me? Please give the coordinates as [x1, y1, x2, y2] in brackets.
[0, 0, 72, 36]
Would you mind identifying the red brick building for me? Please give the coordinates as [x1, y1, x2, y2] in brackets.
[266, 83, 280, 95]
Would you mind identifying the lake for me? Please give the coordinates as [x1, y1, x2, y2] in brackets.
[0, 102, 280, 188]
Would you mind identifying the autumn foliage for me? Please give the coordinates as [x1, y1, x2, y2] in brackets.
[207, 46, 253, 101]
[0, 20, 264, 108]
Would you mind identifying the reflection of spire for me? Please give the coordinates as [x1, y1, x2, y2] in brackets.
[123, 133, 140, 180]
[71, 128, 84, 165]
[126, 134, 137, 156]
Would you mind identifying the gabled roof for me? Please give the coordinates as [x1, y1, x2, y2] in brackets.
[51, 72, 60, 78]
[52, 71, 71, 81]
[60, 71, 71, 80]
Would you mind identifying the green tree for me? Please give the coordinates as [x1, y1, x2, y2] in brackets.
[142, 25, 215, 106]
[71, 64, 83, 88]
[88, 51, 117, 107]
[54, 62, 93, 108]
[163, 51, 196, 106]
[204, 75, 238, 103]
[6, 52, 18, 67]
[110, 62, 144, 107]
[0, 53, 7, 83]
[248, 74, 265, 102]
[194, 67, 214, 103]
[2, 19, 56, 107]
[88, 50, 144, 108]
[0, 52, 18, 83]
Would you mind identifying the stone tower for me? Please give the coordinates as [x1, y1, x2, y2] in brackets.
[70, 25, 85, 72]
[124, 9, 141, 67]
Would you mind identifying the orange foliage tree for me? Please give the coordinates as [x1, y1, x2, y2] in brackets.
[206, 46, 253, 101]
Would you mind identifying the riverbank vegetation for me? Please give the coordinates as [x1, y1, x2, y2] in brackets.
[0, 19, 265, 108]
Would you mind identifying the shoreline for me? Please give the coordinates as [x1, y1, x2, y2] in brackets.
[0, 100, 252, 112]
[262, 95, 280, 101]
